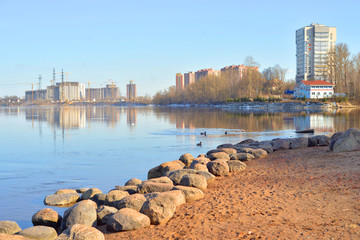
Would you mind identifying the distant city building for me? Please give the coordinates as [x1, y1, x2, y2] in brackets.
[195, 68, 220, 82]
[86, 88, 102, 101]
[25, 89, 46, 102]
[176, 73, 184, 90]
[296, 23, 336, 83]
[56, 82, 85, 101]
[184, 72, 195, 87]
[294, 80, 334, 99]
[126, 80, 137, 100]
[220, 65, 258, 81]
[46, 85, 59, 101]
[102, 84, 119, 101]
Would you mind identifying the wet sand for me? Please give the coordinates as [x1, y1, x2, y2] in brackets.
[103, 147, 360, 239]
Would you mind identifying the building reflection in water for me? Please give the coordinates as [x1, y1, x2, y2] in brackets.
[127, 107, 137, 129]
[294, 114, 335, 132]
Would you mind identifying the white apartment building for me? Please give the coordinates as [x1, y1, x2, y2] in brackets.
[296, 23, 336, 83]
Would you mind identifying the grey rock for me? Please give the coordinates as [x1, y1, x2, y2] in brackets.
[189, 162, 208, 172]
[179, 174, 207, 191]
[179, 153, 194, 167]
[207, 152, 230, 161]
[140, 195, 177, 225]
[228, 160, 246, 173]
[61, 200, 97, 231]
[105, 190, 129, 207]
[216, 143, 235, 149]
[153, 190, 186, 207]
[0, 233, 29, 240]
[54, 189, 77, 195]
[167, 169, 215, 184]
[81, 188, 102, 200]
[272, 139, 290, 150]
[18, 226, 57, 240]
[56, 224, 104, 240]
[116, 194, 146, 211]
[207, 159, 229, 176]
[76, 188, 89, 194]
[107, 208, 150, 231]
[172, 186, 204, 203]
[145, 176, 173, 185]
[238, 139, 256, 144]
[125, 178, 142, 186]
[313, 135, 331, 146]
[91, 193, 107, 206]
[137, 181, 173, 194]
[32, 208, 62, 229]
[0, 221, 21, 235]
[160, 160, 185, 176]
[230, 153, 255, 161]
[217, 148, 237, 155]
[44, 193, 79, 206]
[114, 186, 138, 195]
[147, 165, 162, 179]
[289, 137, 308, 149]
[333, 128, 360, 153]
[329, 131, 344, 151]
[96, 205, 118, 225]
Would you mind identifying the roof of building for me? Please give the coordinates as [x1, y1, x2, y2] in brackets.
[302, 80, 334, 86]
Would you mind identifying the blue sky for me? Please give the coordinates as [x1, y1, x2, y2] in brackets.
[0, 0, 359, 97]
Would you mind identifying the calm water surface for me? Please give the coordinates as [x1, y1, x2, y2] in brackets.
[0, 106, 359, 229]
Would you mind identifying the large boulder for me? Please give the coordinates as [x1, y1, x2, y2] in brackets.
[228, 160, 246, 173]
[137, 181, 173, 194]
[145, 176, 173, 185]
[0, 221, 21, 235]
[160, 160, 185, 176]
[240, 148, 267, 159]
[272, 139, 290, 151]
[217, 143, 235, 149]
[217, 148, 237, 155]
[332, 128, 360, 153]
[61, 200, 97, 231]
[289, 137, 308, 149]
[56, 224, 104, 240]
[153, 190, 186, 207]
[0, 234, 29, 239]
[207, 159, 229, 176]
[32, 208, 62, 229]
[192, 157, 210, 165]
[107, 208, 150, 231]
[167, 169, 215, 185]
[44, 193, 79, 206]
[96, 205, 118, 225]
[76, 188, 89, 194]
[105, 190, 129, 207]
[179, 174, 207, 191]
[18, 226, 57, 240]
[116, 194, 146, 211]
[256, 142, 274, 153]
[140, 195, 177, 225]
[91, 193, 107, 206]
[125, 178, 142, 186]
[207, 152, 230, 161]
[179, 153, 194, 167]
[114, 186, 138, 195]
[81, 188, 102, 200]
[189, 162, 208, 172]
[54, 189, 77, 195]
[329, 131, 344, 151]
[238, 139, 256, 144]
[311, 135, 331, 146]
[171, 186, 204, 203]
[229, 153, 255, 161]
[147, 165, 162, 179]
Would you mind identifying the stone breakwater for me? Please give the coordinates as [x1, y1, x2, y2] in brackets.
[0, 128, 359, 240]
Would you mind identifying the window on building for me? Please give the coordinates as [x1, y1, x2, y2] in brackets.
[312, 92, 315, 95]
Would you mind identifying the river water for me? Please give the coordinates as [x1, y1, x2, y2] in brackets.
[0, 106, 359, 229]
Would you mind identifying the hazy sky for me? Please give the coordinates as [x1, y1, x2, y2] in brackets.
[1, 0, 359, 97]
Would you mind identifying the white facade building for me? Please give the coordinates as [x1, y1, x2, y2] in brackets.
[294, 80, 334, 99]
[296, 23, 336, 83]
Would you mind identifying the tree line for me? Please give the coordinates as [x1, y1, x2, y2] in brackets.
[153, 57, 295, 104]
[328, 43, 360, 97]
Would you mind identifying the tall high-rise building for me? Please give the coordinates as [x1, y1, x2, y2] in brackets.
[195, 68, 220, 82]
[184, 72, 195, 87]
[176, 73, 184, 90]
[296, 23, 336, 83]
[126, 80, 137, 100]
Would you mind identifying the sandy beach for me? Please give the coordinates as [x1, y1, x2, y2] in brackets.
[102, 147, 360, 239]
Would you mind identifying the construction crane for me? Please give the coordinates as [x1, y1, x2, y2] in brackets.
[19, 82, 39, 102]
[55, 70, 71, 102]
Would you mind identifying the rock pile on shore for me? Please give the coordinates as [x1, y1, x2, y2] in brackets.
[0, 128, 359, 240]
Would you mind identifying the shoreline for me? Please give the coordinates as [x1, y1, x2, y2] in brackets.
[103, 146, 360, 239]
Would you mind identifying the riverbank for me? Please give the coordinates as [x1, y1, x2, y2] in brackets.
[103, 146, 360, 239]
